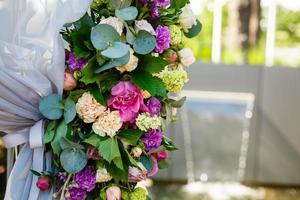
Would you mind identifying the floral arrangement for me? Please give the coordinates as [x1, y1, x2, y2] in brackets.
[35, 0, 201, 199]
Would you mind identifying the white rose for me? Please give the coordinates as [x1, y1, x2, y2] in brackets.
[96, 168, 112, 183]
[100, 17, 124, 35]
[116, 48, 138, 73]
[178, 48, 196, 67]
[76, 92, 106, 123]
[92, 110, 122, 138]
[179, 4, 197, 32]
[135, 20, 156, 35]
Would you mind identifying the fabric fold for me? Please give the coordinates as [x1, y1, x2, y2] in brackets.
[0, 0, 92, 199]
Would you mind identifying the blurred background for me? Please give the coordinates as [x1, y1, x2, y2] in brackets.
[1, 0, 300, 199]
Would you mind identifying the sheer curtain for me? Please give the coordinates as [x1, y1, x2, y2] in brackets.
[0, 0, 91, 199]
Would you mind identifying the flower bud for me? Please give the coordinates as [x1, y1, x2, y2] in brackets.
[36, 176, 51, 191]
[131, 147, 143, 158]
[163, 49, 178, 63]
[106, 186, 121, 200]
[63, 72, 77, 91]
[157, 150, 169, 160]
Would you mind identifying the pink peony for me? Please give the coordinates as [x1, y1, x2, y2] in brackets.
[36, 176, 51, 191]
[108, 82, 148, 122]
[147, 156, 159, 177]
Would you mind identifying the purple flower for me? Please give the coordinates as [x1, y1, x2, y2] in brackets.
[155, 25, 171, 54]
[149, 6, 160, 20]
[74, 167, 96, 192]
[66, 51, 87, 71]
[66, 188, 87, 200]
[140, 0, 149, 6]
[142, 129, 163, 152]
[147, 98, 161, 116]
[152, 0, 170, 7]
[58, 172, 67, 182]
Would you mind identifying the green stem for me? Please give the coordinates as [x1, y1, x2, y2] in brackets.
[60, 173, 72, 200]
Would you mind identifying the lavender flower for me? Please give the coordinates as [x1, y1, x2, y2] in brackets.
[147, 97, 161, 116]
[66, 51, 87, 71]
[152, 0, 170, 7]
[142, 129, 163, 152]
[65, 188, 87, 200]
[149, 6, 160, 20]
[58, 172, 67, 182]
[155, 25, 171, 54]
[140, 0, 148, 6]
[74, 167, 96, 192]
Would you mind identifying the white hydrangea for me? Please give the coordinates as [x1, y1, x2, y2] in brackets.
[136, 113, 161, 132]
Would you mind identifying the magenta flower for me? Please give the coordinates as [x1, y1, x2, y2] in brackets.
[147, 97, 161, 116]
[74, 167, 96, 192]
[155, 25, 171, 54]
[66, 51, 87, 71]
[152, 0, 170, 7]
[148, 156, 159, 177]
[108, 82, 148, 122]
[149, 6, 160, 20]
[36, 176, 51, 191]
[157, 150, 169, 160]
[142, 129, 163, 152]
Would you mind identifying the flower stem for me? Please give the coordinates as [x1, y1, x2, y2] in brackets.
[60, 173, 72, 200]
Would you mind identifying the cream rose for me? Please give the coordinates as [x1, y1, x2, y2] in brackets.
[76, 92, 106, 123]
[116, 48, 138, 73]
[92, 110, 122, 137]
[100, 16, 124, 35]
[96, 168, 112, 183]
[135, 20, 156, 35]
[178, 48, 196, 67]
[179, 4, 197, 32]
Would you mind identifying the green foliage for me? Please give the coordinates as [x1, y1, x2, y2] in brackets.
[60, 148, 87, 173]
[39, 94, 63, 120]
[139, 55, 170, 73]
[95, 52, 130, 73]
[118, 129, 145, 145]
[131, 70, 167, 97]
[101, 42, 129, 58]
[109, 0, 132, 10]
[68, 89, 86, 102]
[139, 155, 153, 173]
[116, 6, 138, 21]
[158, 158, 170, 169]
[162, 136, 178, 151]
[64, 97, 76, 124]
[133, 31, 156, 55]
[91, 24, 121, 50]
[81, 56, 99, 84]
[51, 120, 69, 155]
[89, 84, 106, 106]
[98, 137, 120, 163]
[184, 19, 202, 38]
[168, 96, 187, 108]
[171, 0, 190, 9]
[44, 121, 58, 144]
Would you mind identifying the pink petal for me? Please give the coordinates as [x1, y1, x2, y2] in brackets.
[148, 156, 159, 177]
[111, 82, 125, 96]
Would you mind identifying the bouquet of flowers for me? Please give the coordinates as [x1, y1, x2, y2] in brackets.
[35, 0, 201, 199]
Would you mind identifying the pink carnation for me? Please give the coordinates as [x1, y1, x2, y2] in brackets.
[108, 82, 148, 122]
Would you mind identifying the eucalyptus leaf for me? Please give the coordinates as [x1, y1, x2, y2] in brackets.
[140, 155, 154, 173]
[126, 27, 136, 45]
[51, 120, 69, 155]
[44, 121, 57, 144]
[116, 6, 138, 21]
[91, 24, 121, 50]
[64, 97, 76, 124]
[95, 52, 130, 73]
[60, 137, 84, 150]
[60, 148, 87, 173]
[184, 19, 202, 38]
[133, 30, 156, 55]
[39, 94, 63, 120]
[109, 0, 132, 10]
[101, 42, 129, 59]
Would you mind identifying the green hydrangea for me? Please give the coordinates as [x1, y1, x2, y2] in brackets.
[136, 113, 161, 132]
[121, 189, 130, 200]
[91, 0, 109, 9]
[160, 69, 188, 93]
[129, 188, 147, 200]
[169, 25, 182, 46]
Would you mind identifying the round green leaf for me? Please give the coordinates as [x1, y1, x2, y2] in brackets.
[95, 52, 130, 73]
[60, 148, 87, 173]
[133, 30, 156, 55]
[91, 24, 121, 50]
[184, 19, 202, 38]
[64, 97, 76, 124]
[116, 6, 138, 21]
[101, 42, 129, 59]
[109, 0, 132, 10]
[39, 94, 63, 120]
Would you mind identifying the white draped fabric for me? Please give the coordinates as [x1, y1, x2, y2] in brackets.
[0, 0, 91, 199]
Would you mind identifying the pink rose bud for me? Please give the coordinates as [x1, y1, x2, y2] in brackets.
[36, 176, 51, 191]
[106, 186, 121, 200]
[157, 150, 169, 160]
[163, 49, 177, 63]
[63, 72, 77, 91]
[128, 163, 147, 183]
